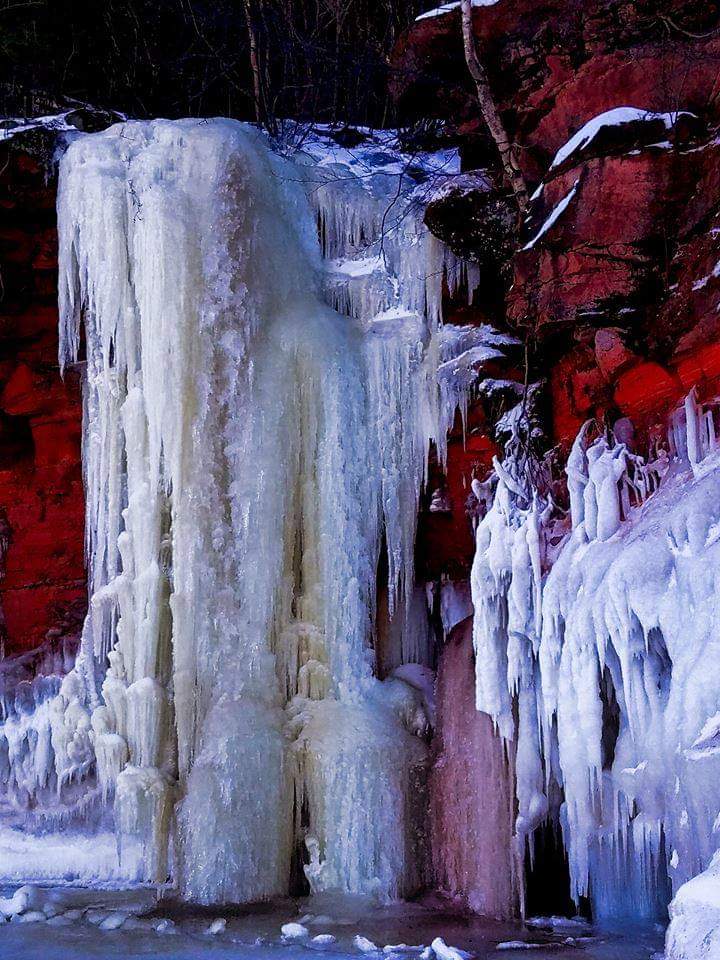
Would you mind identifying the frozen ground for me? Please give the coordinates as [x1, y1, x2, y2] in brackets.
[0, 885, 664, 960]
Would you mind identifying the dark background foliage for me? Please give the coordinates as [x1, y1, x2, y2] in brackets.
[0, 0, 425, 126]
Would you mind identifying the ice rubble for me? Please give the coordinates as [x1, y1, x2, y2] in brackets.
[470, 387, 720, 919]
[0, 119, 516, 900]
[429, 937, 471, 960]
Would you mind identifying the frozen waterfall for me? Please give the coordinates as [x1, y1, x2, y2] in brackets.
[0, 118, 499, 902]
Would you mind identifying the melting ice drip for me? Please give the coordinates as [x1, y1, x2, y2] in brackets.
[471, 388, 720, 919]
[0, 119, 511, 900]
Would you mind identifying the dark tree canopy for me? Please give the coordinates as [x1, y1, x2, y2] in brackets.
[0, 0, 425, 126]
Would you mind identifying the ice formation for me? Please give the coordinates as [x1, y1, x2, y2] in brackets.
[470, 388, 720, 920]
[5, 110, 715, 935]
[666, 849, 720, 959]
[0, 634, 105, 847]
[0, 119, 515, 902]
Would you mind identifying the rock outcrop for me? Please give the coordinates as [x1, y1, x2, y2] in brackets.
[401, 0, 720, 574]
[0, 128, 86, 654]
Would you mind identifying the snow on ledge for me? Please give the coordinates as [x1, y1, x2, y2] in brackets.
[416, 0, 500, 22]
[0, 112, 80, 142]
[522, 178, 579, 250]
[549, 107, 696, 171]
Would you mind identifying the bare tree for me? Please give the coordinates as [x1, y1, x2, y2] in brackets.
[243, 0, 271, 130]
[460, 0, 527, 214]
[242, 0, 263, 122]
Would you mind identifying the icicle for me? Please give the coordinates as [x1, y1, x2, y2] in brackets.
[685, 389, 701, 467]
[566, 420, 593, 530]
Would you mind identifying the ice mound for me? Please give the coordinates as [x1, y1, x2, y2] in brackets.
[665, 849, 720, 959]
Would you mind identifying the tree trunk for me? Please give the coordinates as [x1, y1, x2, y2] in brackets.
[242, 0, 266, 128]
[460, 0, 528, 214]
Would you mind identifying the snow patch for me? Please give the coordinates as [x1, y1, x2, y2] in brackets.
[416, 0, 500, 21]
[549, 108, 695, 171]
[522, 180, 579, 250]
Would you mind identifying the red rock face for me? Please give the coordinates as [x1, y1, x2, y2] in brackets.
[430, 619, 516, 918]
[0, 143, 86, 655]
[399, 0, 720, 472]
[419, 414, 498, 582]
[393, 1, 720, 159]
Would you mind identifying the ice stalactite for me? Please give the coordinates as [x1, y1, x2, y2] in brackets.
[436, 324, 520, 455]
[471, 388, 720, 920]
[297, 129, 485, 616]
[0, 118, 518, 902]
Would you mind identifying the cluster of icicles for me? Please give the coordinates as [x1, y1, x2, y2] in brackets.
[0, 119, 518, 902]
[471, 387, 720, 919]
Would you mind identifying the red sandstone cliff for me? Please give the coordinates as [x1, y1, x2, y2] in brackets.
[404, 0, 720, 577]
[0, 132, 86, 655]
